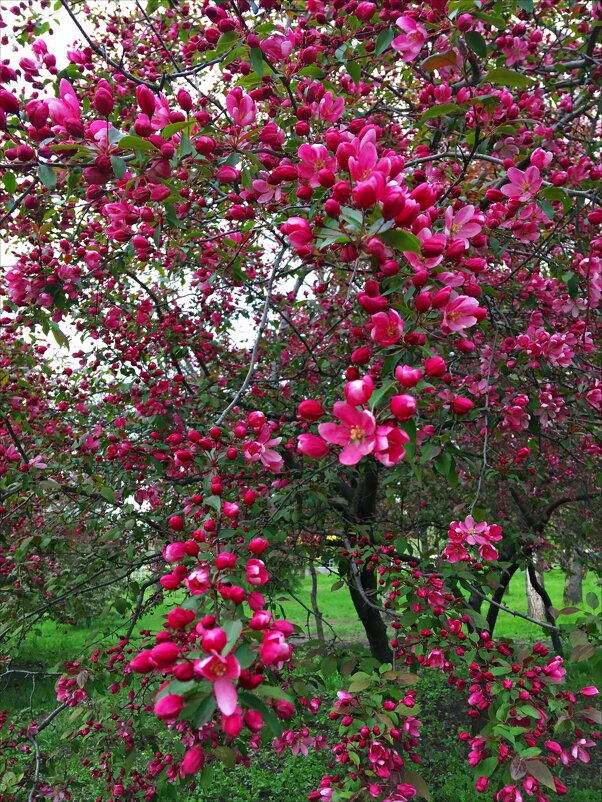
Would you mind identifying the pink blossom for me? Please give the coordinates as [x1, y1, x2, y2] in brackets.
[246, 558, 269, 586]
[444, 205, 482, 243]
[243, 425, 283, 473]
[297, 434, 330, 458]
[281, 216, 313, 251]
[370, 309, 404, 346]
[391, 17, 428, 62]
[226, 88, 257, 127]
[344, 375, 374, 405]
[571, 738, 596, 763]
[183, 567, 210, 595]
[500, 166, 542, 202]
[154, 692, 184, 720]
[501, 37, 529, 67]
[260, 32, 294, 61]
[47, 79, 81, 130]
[195, 652, 241, 715]
[297, 144, 336, 187]
[441, 295, 484, 334]
[261, 630, 293, 667]
[318, 402, 376, 465]
[315, 91, 345, 122]
[374, 424, 409, 466]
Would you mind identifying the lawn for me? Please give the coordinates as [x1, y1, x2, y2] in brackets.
[1, 566, 600, 801]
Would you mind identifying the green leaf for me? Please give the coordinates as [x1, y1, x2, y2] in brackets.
[375, 27, 395, 56]
[484, 67, 534, 88]
[118, 135, 156, 152]
[38, 163, 57, 190]
[100, 485, 115, 503]
[347, 60, 361, 84]
[110, 156, 127, 180]
[586, 591, 599, 610]
[378, 228, 422, 253]
[2, 172, 17, 194]
[518, 0, 534, 12]
[400, 418, 416, 461]
[250, 47, 265, 76]
[216, 31, 239, 53]
[434, 451, 452, 479]
[420, 103, 463, 123]
[465, 31, 487, 58]
[162, 121, 190, 139]
[50, 323, 69, 349]
[421, 50, 459, 71]
[254, 684, 294, 703]
[222, 619, 242, 654]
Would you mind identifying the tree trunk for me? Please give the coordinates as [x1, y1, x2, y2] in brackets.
[526, 564, 547, 622]
[348, 564, 392, 663]
[486, 562, 520, 636]
[564, 556, 584, 604]
[345, 462, 392, 664]
[308, 557, 325, 644]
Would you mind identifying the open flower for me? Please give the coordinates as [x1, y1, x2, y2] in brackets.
[370, 309, 404, 346]
[318, 402, 376, 465]
[374, 424, 409, 466]
[391, 16, 427, 62]
[195, 652, 241, 715]
[500, 166, 542, 202]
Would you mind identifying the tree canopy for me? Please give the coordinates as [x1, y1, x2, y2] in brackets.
[0, 1, 600, 800]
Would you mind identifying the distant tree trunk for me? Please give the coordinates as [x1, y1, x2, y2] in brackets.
[308, 557, 325, 645]
[526, 563, 547, 622]
[564, 556, 584, 604]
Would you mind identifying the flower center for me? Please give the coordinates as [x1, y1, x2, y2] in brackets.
[349, 425, 364, 442]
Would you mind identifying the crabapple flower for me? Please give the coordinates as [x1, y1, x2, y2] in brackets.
[500, 166, 542, 202]
[281, 216, 313, 251]
[298, 400, 325, 420]
[374, 425, 409, 466]
[444, 205, 482, 244]
[246, 558, 269, 586]
[226, 88, 257, 127]
[391, 17, 427, 62]
[243, 425, 283, 473]
[261, 630, 293, 667]
[154, 692, 184, 720]
[181, 745, 204, 776]
[260, 32, 294, 61]
[195, 652, 241, 715]
[444, 515, 502, 562]
[441, 295, 485, 334]
[318, 402, 376, 465]
[370, 309, 404, 346]
[344, 375, 374, 405]
[297, 144, 336, 187]
[297, 434, 330, 458]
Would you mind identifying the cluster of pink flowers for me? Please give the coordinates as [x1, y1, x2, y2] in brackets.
[442, 515, 503, 563]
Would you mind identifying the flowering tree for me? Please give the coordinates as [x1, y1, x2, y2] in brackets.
[0, 0, 601, 800]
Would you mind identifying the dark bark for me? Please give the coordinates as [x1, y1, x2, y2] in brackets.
[348, 564, 393, 663]
[486, 562, 520, 635]
[344, 462, 393, 663]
